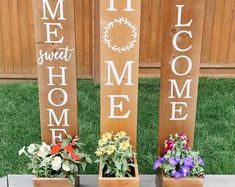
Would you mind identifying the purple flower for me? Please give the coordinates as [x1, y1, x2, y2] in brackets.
[153, 160, 162, 170]
[168, 157, 178, 166]
[160, 157, 166, 163]
[184, 156, 194, 167]
[173, 171, 182, 179]
[175, 156, 180, 163]
[168, 157, 180, 166]
[180, 165, 191, 177]
[171, 170, 176, 176]
[197, 157, 205, 166]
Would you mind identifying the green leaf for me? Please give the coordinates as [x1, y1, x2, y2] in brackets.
[114, 160, 121, 170]
[68, 174, 75, 184]
[85, 157, 92, 164]
[81, 162, 86, 171]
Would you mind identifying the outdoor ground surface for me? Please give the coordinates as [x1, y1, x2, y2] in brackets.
[0, 78, 234, 177]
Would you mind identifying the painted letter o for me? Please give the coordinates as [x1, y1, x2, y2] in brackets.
[48, 88, 68, 107]
[171, 55, 192, 76]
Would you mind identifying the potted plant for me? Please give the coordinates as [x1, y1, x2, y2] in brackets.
[96, 131, 139, 187]
[154, 133, 205, 187]
[19, 135, 92, 187]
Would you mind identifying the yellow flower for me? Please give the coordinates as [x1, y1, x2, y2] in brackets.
[106, 145, 116, 155]
[119, 141, 130, 151]
[115, 131, 126, 139]
[102, 132, 112, 140]
[98, 138, 108, 146]
[95, 150, 103, 156]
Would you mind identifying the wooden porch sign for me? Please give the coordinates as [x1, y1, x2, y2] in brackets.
[99, 0, 141, 150]
[33, 0, 78, 144]
[158, 0, 206, 154]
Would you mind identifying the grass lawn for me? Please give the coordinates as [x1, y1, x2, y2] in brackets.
[0, 78, 235, 176]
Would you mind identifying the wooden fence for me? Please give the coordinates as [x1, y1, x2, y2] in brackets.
[0, 0, 235, 80]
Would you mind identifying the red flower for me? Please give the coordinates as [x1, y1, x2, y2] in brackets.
[163, 139, 175, 153]
[177, 133, 188, 141]
[51, 144, 61, 154]
[71, 140, 76, 146]
[65, 145, 74, 154]
[71, 153, 80, 161]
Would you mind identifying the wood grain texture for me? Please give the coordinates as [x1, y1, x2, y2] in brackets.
[156, 172, 204, 187]
[99, 0, 141, 150]
[33, 178, 79, 187]
[0, 3, 4, 73]
[18, 0, 31, 73]
[9, 0, 22, 73]
[28, 0, 37, 74]
[227, 0, 235, 64]
[75, 0, 84, 77]
[0, 0, 13, 73]
[157, 0, 206, 154]
[0, 0, 235, 79]
[32, 0, 78, 143]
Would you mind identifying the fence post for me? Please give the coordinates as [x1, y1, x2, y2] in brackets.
[157, 0, 206, 154]
[32, 0, 78, 144]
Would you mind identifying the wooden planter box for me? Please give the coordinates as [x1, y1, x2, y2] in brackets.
[33, 177, 80, 187]
[98, 154, 140, 187]
[156, 172, 204, 187]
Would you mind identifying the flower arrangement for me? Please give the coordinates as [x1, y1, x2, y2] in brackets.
[95, 131, 135, 178]
[19, 135, 92, 184]
[153, 133, 205, 179]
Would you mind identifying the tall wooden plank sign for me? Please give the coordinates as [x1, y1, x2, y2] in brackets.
[99, 0, 141, 150]
[158, 0, 206, 154]
[33, 0, 78, 144]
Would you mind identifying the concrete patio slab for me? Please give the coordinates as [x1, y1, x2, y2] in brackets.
[0, 174, 235, 187]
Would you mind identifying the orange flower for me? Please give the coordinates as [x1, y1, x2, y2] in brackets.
[71, 153, 80, 161]
[51, 144, 61, 154]
[65, 145, 74, 154]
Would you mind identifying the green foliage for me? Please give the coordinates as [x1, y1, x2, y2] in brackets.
[95, 132, 135, 178]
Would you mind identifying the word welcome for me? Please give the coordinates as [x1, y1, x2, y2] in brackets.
[169, 4, 193, 121]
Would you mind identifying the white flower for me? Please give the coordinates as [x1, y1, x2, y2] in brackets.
[27, 144, 36, 154]
[62, 162, 70, 172]
[52, 156, 62, 171]
[40, 157, 51, 167]
[38, 142, 51, 158]
[19, 146, 26, 156]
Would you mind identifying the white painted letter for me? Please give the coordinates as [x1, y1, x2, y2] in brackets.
[42, 0, 65, 20]
[47, 67, 67, 86]
[173, 30, 192, 52]
[169, 79, 192, 99]
[44, 23, 64, 43]
[107, 0, 134, 11]
[171, 55, 192, 76]
[170, 102, 188, 120]
[48, 88, 68, 107]
[124, 0, 134, 11]
[175, 5, 193, 27]
[105, 60, 134, 86]
[108, 95, 130, 119]
[47, 109, 70, 127]
[50, 129, 67, 144]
